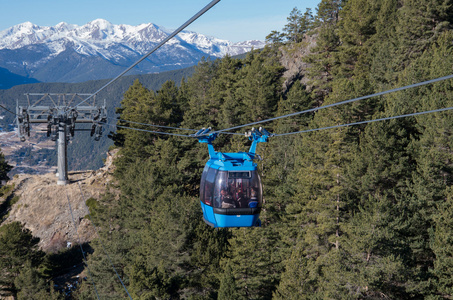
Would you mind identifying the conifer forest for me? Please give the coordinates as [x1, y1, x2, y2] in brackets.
[2, 0, 453, 299]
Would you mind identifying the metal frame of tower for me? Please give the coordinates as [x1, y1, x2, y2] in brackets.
[16, 93, 107, 185]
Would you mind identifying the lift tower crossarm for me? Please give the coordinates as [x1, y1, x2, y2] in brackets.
[17, 93, 107, 185]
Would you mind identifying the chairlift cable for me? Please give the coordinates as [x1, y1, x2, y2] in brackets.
[102, 121, 192, 137]
[110, 117, 198, 131]
[100, 122, 244, 138]
[274, 105, 453, 137]
[209, 74, 453, 135]
[109, 118, 245, 136]
[0, 104, 19, 116]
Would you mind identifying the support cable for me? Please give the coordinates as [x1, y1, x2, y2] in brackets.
[22, 121, 242, 138]
[70, 0, 221, 111]
[102, 121, 244, 137]
[77, 183, 133, 300]
[0, 104, 18, 116]
[65, 189, 101, 300]
[109, 117, 198, 131]
[212, 131, 244, 136]
[209, 74, 453, 135]
[102, 122, 191, 137]
[274, 105, 453, 137]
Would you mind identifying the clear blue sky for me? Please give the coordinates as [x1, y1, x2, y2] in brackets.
[1, 0, 320, 42]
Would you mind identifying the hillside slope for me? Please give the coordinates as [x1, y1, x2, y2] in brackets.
[1, 149, 118, 252]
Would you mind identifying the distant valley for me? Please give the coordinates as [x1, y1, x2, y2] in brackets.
[0, 68, 196, 175]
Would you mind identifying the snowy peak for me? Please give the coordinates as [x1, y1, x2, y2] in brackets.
[1, 22, 47, 49]
[78, 19, 115, 40]
[0, 20, 265, 84]
[0, 19, 264, 56]
[88, 18, 113, 29]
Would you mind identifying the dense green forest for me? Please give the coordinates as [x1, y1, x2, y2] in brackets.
[2, 0, 453, 298]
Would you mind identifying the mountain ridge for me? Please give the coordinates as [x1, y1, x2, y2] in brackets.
[0, 19, 265, 84]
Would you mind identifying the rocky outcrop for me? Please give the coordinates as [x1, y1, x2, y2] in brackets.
[279, 33, 318, 92]
[1, 149, 118, 252]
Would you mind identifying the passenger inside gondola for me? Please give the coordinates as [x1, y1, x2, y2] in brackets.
[237, 190, 247, 208]
[249, 188, 258, 208]
[220, 188, 236, 208]
[205, 170, 263, 209]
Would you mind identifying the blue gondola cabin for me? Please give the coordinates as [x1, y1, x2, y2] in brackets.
[194, 127, 270, 228]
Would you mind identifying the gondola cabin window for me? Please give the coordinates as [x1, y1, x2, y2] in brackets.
[200, 165, 217, 206]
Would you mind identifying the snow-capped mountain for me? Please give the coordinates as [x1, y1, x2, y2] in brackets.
[0, 19, 265, 84]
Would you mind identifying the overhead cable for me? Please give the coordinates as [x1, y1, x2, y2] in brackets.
[274, 105, 453, 137]
[70, 0, 221, 111]
[0, 104, 18, 116]
[102, 121, 191, 137]
[102, 120, 245, 138]
[110, 117, 198, 131]
[210, 74, 453, 135]
[24, 120, 242, 138]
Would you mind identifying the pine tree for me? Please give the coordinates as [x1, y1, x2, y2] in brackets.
[0, 222, 44, 298]
[273, 241, 312, 299]
[315, 0, 344, 26]
[222, 226, 283, 299]
[283, 8, 314, 43]
[265, 30, 285, 46]
[305, 0, 343, 100]
[263, 81, 314, 225]
[113, 79, 187, 182]
[111, 79, 153, 147]
[274, 115, 354, 298]
[0, 151, 12, 183]
[335, 0, 380, 85]
[430, 187, 453, 298]
[393, 0, 453, 70]
[182, 57, 219, 129]
[212, 55, 243, 128]
[343, 114, 421, 297]
[402, 31, 453, 296]
[341, 196, 407, 298]
[151, 80, 184, 126]
[218, 262, 240, 300]
[367, 0, 400, 88]
[186, 216, 231, 298]
[15, 261, 63, 300]
[235, 48, 284, 125]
